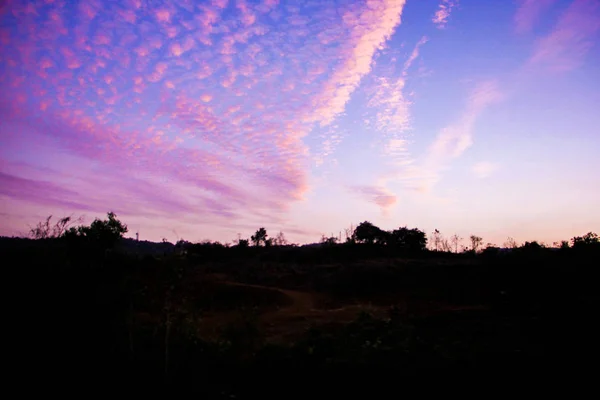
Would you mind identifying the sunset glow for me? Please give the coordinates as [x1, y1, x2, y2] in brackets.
[1, 0, 599, 245]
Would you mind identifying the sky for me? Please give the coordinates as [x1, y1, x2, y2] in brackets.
[1, 0, 599, 247]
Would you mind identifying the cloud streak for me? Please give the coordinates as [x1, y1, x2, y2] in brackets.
[514, 0, 558, 34]
[390, 80, 504, 194]
[357, 35, 429, 210]
[432, 0, 458, 28]
[309, 0, 407, 126]
[350, 185, 398, 213]
[472, 162, 499, 179]
[527, 0, 600, 72]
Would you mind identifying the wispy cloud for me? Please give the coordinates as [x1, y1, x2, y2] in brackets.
[309, 0, 407, 127]
[368, 36, 428, 136]
[357, 35, 429, 209]
[472, 162, 499, 179]
[432, 0, 458, 28]
[514, 0, 558, 34]
[527, 0, 600, 72]
[402, 80, 503, 193]
[428, 80, 503, 160]
[350, 185, 398, 214]
[0, 171, 92, 211]
[368, 76, 411, 133]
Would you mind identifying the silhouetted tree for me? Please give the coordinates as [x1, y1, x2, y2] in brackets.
[273, 231, 288, 246]
[64, 211, 128, 251]
[354, 221, 385, 244]
[571, 232, 599, 249]
[432, 229, 442, 251]
[440, 238, 452, 252]
[321, 235, 338, 246]
[175, 239, 191, 255]
[481, 245, 500, 256]
[522, 241, 542, 249]
[251, 227, 268, 247]
[389, 227, 427, 252]
[469, 235, 483, 253]
[503, 237, 518, 249]
[344, 224, 357, 244]
[450, 234, 462, 253]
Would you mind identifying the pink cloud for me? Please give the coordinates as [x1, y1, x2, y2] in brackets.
[211, 0, 229, 9]
[60, 47, 82, 69]
[528, 0, 600, 72]
[368, 77, 410, 133]
[39, 57, 54, 70]
[155, 8, 172, 24]
[514, 0, 557, 34]
[472, 162, 499, 179]
[0, 0, 424, 240]
[94, 33, 111, 46]
[350, 185, 398, 212]
[0, 171, 93, 211]
[78, 0, 101, 20]
[429, 80, 503, 161]
[309, 0, 407, 126]
[147, 62, 168, 82]
[236, 0, 256, 26]
[118, 9, 137, 24]
[364, 36, 427, 175]
[408, 80, 504, 193]
[403, 36, 428, 74]
[432, 0, 458, 28]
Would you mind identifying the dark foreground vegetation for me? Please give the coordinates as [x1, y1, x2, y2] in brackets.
[7, 213, 600, 395]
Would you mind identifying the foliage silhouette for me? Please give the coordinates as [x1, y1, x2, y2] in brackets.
[389, 227, 427, 252]
[251, 227, 268, 247]
[572, 232, 599, 249]
[354, 221, 388, 245]
[64, 211, 128, 252]
[469, 235, 483, 253]
[29, 214, 83, 239]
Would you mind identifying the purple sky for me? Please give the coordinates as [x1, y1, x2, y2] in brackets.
[1, 0, 599, 246]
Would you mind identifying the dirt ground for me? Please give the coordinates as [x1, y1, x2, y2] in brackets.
[188, 273, 487, 343]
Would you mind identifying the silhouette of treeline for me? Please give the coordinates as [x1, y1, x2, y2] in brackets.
[6, 212, 600, 395]
[21, 212, 598, 260]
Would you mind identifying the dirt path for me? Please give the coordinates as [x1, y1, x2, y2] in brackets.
[221, 280, 316, 316]
[200, 277, 391, 342]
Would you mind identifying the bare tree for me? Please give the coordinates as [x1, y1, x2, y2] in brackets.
[273, 231, 288, 246]
[343, 223, 357, 243]
[432, 229, 442, 251]
[29, 214, 83, 239]
[450, 234, 462, 253]
[503, 237, 518, 249]
[440, 238, 452, 252]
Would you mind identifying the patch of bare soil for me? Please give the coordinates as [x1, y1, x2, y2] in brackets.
[212, 280, 388, 342]
[189, 273, 488, 343]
